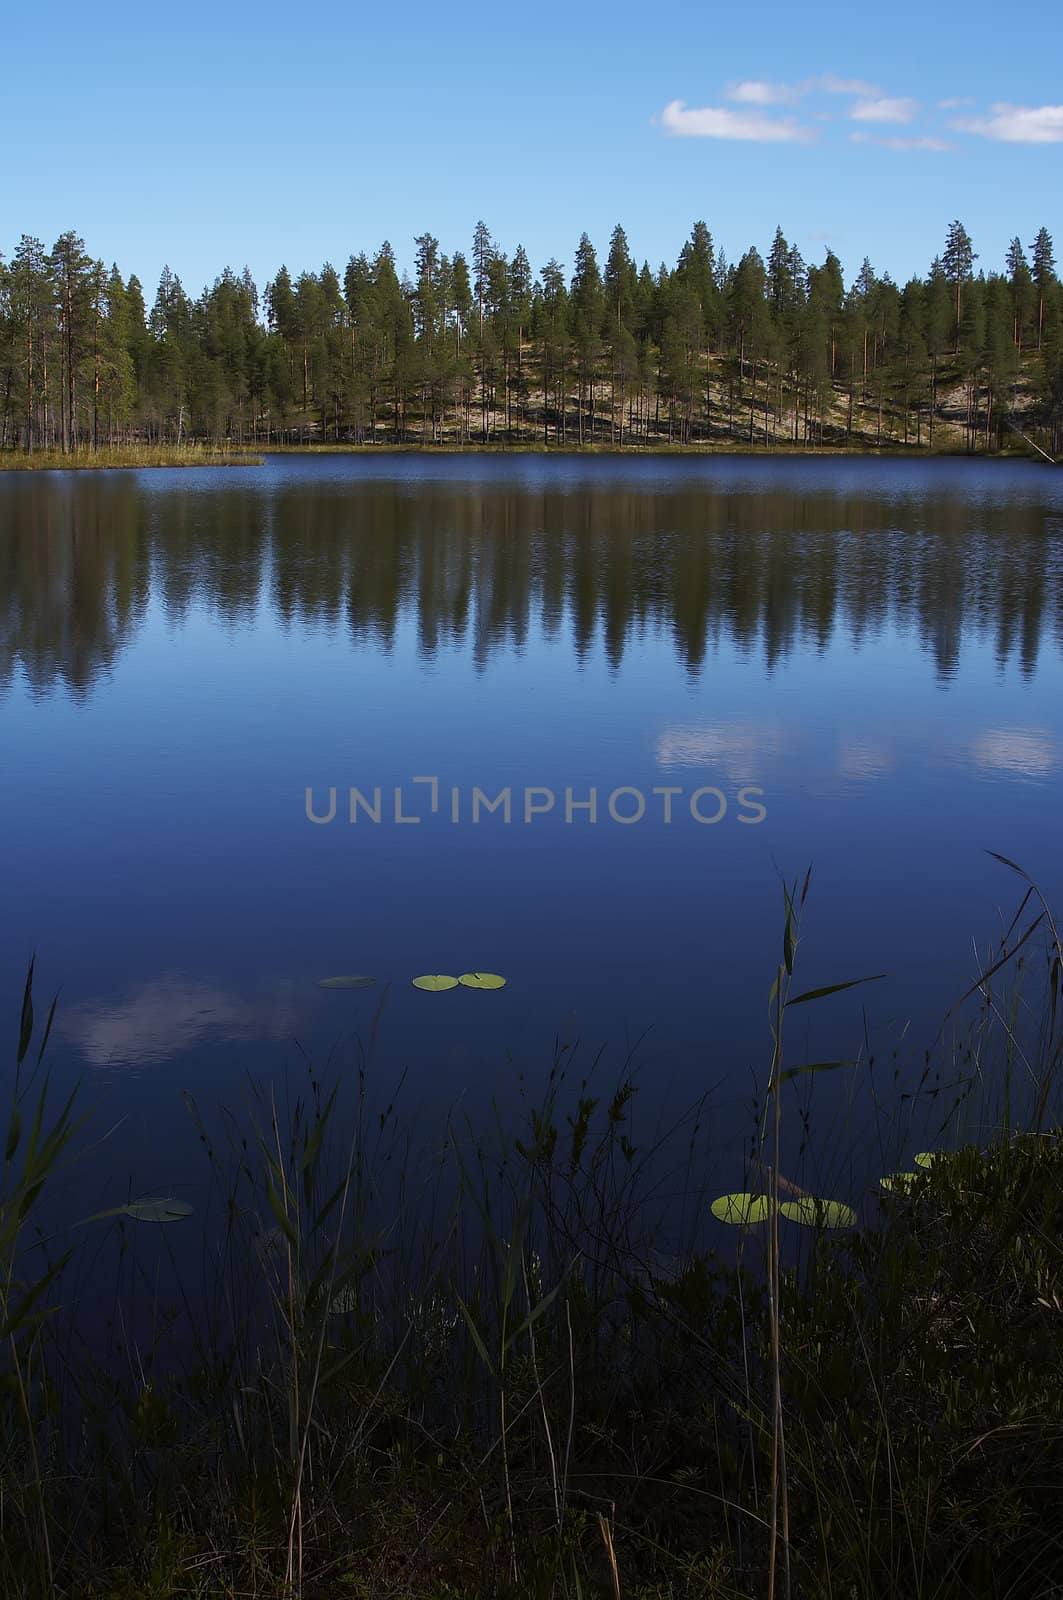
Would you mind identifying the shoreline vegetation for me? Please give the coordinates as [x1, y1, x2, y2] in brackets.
[1, 218, 1061, 469]
[3, 864, 1063, 1596]
[1, 436, 1058, 476]
[0, 439, 1057, 472]
[0, 442, 260, 471]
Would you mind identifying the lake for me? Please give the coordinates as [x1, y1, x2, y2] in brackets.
[2, 453, 1062, 1211]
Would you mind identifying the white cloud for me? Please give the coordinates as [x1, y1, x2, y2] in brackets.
[851, 131, 951, 151]
[726, 79, 799, 106]
[660, 100, 813, 142]
[953, 103, 1063, 143]
[661, 79, 932, 144]
[725, 74, 880, 107]
[816, 74, 881, 96]
[851, 96, 918, 124]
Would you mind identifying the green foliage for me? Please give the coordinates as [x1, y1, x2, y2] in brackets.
[3, 218, 1060, 458]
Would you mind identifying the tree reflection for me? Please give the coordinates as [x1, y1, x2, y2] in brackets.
[1, 467, 1060, 697]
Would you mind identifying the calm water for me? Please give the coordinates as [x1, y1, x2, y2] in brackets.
[2, 453, 1063, 1206]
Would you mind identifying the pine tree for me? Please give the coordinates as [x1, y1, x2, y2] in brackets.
[7, 236, 52, 452]
[604, 224, 635, 332]
[767, 226, 791, 318]
[472, 221, 492, 336]
[1031, 227, 1056, 350]
[50, 230, 92, 451]
[539, 259, 569, 444]
[942, 221, 977, 351]
[897, 278, 929, 444]
[571, 233, 602, 444]
[507, 246, 532, 432]
[1005, 238, 1034, 353]
[729, 249, 768, 442]
[807, 248, 844, 378]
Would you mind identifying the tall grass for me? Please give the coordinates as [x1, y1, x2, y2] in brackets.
[0, 443, 261, 471]
[3, 865, 1063, 1597]
[1, 959, 81, 1596]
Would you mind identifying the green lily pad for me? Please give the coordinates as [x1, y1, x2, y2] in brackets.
[252, 1225, 285, 1258]
[412, 974, 459, 992]
[329, 1285, 360, 1314]
[79, 1196, 194, 1228]
[880, 1172, 919, 1194]
[318, 976, 376, 989]
[458, 972, 507, 990]
[779, 1198, 855, 1229]
[124, 1198, 194, 1224]
[711, 1193, 771, 1225]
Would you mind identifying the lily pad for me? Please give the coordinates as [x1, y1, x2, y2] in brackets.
[123, 1198, 194, 1224]
[329, 1284, 360, 1314]
[79, 1196, 194, 1228]
[879, 1172, 919, 1194]
[913, 1151, 942, 1169]
[252, 1224, 285, 1259]
[318, 975, 376, 990]
[711, 1192, 771, 1225]
[779, 1198, 855, 1229]
[458, 972, 507, 990]
[412, 974, 459, 992]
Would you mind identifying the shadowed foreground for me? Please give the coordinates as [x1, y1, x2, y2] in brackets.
[3, 872, 1063, 1599]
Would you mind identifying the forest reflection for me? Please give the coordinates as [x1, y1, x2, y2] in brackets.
[2, 469, 1061, 698]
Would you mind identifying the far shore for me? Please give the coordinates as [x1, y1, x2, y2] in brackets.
[1, 440, 1057, 472]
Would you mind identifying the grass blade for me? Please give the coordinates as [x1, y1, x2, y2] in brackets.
[777, 1059, 859, 1085]
[786, 974, 887, 1007]
[17, 957, 35, 1067]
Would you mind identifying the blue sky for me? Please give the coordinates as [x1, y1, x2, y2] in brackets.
[3, 0, 1060, 305]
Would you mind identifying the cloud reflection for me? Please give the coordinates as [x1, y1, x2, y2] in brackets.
[971, 727, 1059, 779]
[837, 740, 896, 782]
[59, 975, 300, 1067]
[655, 721, 791, 779]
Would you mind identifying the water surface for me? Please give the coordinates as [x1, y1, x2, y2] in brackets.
[2, 454, 1062, 1203]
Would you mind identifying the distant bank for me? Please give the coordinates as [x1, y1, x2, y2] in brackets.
[1, 440, 1058, 471]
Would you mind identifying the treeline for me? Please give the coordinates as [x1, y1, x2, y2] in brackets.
[1, 219, 1061, 455]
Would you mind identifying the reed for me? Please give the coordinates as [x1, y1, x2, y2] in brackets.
[0, 443, 261, 471]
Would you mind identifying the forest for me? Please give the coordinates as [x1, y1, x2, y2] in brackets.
[1, 218, 1061, 456]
